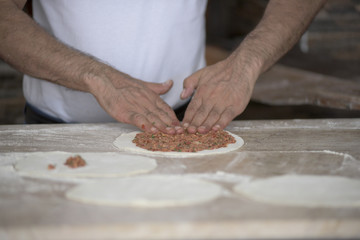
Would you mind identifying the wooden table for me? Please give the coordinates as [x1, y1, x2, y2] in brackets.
[253, 64, 360, 110]
[1, 119, 360, 239]
[206, 45, 360, 112]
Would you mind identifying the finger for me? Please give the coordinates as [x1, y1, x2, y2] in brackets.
[155, 99, 180, 127]
[144, 111, 176, 134]
[184, 83, 215, 133]
[151, 109, 177, 134]
[126, 93, 177, 133]
[212, 107, 236, 131]
[197, 106, 222, 134]
[188, 102, 214, 133]
[145, 80, 173, 95]
[138, 85, 180, 129]
[181, 70, 202, 100]
[128, 112, 156, 132]
[182, 97, 202, 123]
[182, 97, 203, 133]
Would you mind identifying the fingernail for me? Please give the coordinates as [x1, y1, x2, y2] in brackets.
[166, 128, 176, 135]
[176, 128, 184, 134]
[198, 126, 206, 131]
[151, 127, 158, 132]
[187, 126, 196, 133]
[213, 124, 220, 131]
[163, 80, 172, 86]
[183, 122, 189, 128]
[175, 126, 181, 130]
[180, 89, 185, 98]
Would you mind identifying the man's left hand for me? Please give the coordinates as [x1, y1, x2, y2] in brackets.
[181, 56, 259, 134]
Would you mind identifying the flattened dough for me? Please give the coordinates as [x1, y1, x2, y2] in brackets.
[66, 175, 223, 207]
[113, 131, 244, 157]
[233, 175, 360, 208]
[14, 152, 157, 178]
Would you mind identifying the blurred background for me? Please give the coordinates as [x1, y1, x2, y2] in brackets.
[1, 0, 359, 124]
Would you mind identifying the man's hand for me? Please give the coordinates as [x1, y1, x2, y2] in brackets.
[88, 69, 180, 134]
[181, 55, 259, 134]
[181, 0, 326, 133]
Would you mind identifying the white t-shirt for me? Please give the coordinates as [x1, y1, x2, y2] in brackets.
[23, 0, 207, 123]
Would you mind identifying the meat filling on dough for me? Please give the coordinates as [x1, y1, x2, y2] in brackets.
[64, 155, 87, 168]
[133, 130, 236, 152]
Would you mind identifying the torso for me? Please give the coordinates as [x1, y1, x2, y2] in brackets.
[23, 0, 207, 123]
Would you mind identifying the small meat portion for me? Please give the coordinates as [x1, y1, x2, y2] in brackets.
[47, 164, 56, 170]
[133, 130, 236, 152]
[64, 155, 87, 168]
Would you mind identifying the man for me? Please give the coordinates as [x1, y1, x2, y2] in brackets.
[0, 0, 326, 134]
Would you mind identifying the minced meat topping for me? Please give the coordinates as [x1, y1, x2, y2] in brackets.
[47, 164, 56, 170]
[133, 130, 236, 152]
[64, 155, 87, 168]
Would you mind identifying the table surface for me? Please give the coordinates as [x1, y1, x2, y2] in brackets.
[1, 119, 360, 240]
[253, 64, 360, 110]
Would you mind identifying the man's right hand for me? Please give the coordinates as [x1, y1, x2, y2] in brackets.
[87, 69, 180, 134]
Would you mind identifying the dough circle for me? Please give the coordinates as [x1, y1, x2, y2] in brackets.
[66, 175, 223, 207]
[113, 131, 244, 157]
[233, 175, 360, 208]
[14, 152, 157, 178]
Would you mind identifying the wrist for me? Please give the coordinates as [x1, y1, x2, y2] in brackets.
[80, 60, 112, 97]
[227, 42, 264, 86]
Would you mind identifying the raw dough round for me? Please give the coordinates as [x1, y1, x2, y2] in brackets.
[66, 175, 223, 207]
[14, 152, 157, 178]
[233, 175, 360, 208]
[113, 131, 244, 157]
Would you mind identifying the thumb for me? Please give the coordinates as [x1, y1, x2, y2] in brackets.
[181, 69, 202, 100]
[144, 80, 173, 95]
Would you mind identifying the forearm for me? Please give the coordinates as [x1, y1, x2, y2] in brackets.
[0, 0, 112, 94]
[231, 0, 326, 75]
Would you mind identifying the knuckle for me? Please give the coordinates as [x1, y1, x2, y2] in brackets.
[185, 104, 196, 115]
[125, 112, 136, 123]
[186, 104, 197, 113]
[215, 109, 235, 127]
[158, 102, 171, 112]
[220, 112, 234, 124]
[160, 107, 174, 118]
[191, 114, 207, 126]
[187, 99, 201, 112]
[196, 86, 206, 95]
[191, 97, 202, 107]
[203, 112, 220, 126]
[145, 111, 154, 118]
[182, 113, 193, 124]
[156, 101, 176, 117]
[197, 105, 208, 116]
[132, 113, 145, 123]
[154, 122, 167, 131]
[223, 107, 235, 118]
[148, 108, 172, 125]
[157, 110, 171, 121]
[209, 110, 220, 119]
